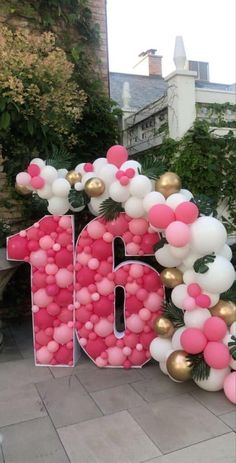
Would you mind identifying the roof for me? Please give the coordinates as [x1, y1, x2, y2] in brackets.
[109, 72, 167, 110]
[195, 80, 235, 92]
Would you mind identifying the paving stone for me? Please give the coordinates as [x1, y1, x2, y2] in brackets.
[0, 383, 46, 428]
[76, 365, 143, 392]
[129, 393, 231, 454]
[36, 375, 102, 428]
[0, 417, 69, 463]
[91, 384, 145, 414]
[191, 388, 236, 416]
[131, 374, 196, 403]
[0, 358, 52, 391]
[219, 412, 236, 431]
[58, 410, 161, 463]
[146, 433, 235, 463]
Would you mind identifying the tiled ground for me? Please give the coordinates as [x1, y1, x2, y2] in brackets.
[0, 318, 235, 463]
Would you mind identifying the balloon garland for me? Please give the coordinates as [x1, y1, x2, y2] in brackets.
[12, 144, 236, 403]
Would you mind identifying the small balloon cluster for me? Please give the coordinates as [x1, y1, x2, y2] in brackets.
[14, 145, 236, 402]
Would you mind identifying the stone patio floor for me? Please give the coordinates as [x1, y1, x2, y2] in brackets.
[0, 317, 235, 463]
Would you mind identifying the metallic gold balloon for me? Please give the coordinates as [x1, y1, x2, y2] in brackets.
[15, 183, 32, 196]
[210, 300, 236, 326]
[160, 268, 183, 288]
[154, 316, 175, 338]
[84, 177, 105, 197]
[65, 170, 82, 186]
[166, 350, 193, 381]
[155, 172, 182, 198]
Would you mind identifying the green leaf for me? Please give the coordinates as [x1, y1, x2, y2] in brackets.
[193, 254, 216, 274]
[190, 195, 216, 216]
[46, 146, 73, 170]
[228, 335, 236, 360]
[99, 197, 124, 221]
[163, 301, 185, 328]
[0, 98, 6, 112]
[187, 353, 210, 381]
[0, 112, 10, 130]
[27, 119, 34, 136]
[68, 189, 89, 209]
[140, 155, 166, 180]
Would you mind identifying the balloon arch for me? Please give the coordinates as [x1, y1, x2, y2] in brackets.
[7, 145, 236, 404]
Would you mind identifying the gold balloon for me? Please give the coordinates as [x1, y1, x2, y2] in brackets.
[166, 350, 193, 382]
[15, 183, 32, 196]
[154, 316, 175, 338]
[160, 268, 183, 288]
[84, 177, 105, 197]
[210, 300, 236, 326]
[155, 172, 182, 198]
[65, 170, 82, 186]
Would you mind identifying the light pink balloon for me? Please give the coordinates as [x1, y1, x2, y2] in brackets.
[55, 269, 73, 288]
[129, 218, 148, 235]
[16, 171, 31, 186]
[126, 314, 145, 333]
[166, 221, 191, 247]
[59, 216, 72, 229]
[53, 325, 73, 345]
[96, 278, 114, 296]
[107, 346, 126, 366]
[33, 288, 53, 307]
[94, 319, 113, 337]
[39, 235, 54, 250]
[36, 346, 53, 364]
[224, 372, 236, 404]
[77, 288, 91, 304]
[183, 296, 196, 311]
[129, 264, 144, 278]
[144, 292, 162, 312]
[30, 249, 48, 268]
[87, 221, 106, 239]
[47, 341, 59, 353]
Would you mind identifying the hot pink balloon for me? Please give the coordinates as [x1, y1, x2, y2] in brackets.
[181, 328, 207, 354]
[31, 176, 45, 189]
[8, 236, 28, 260]
[195, 294, 211, 308]
[203, 316, 227, 341]
[187, 283, 201, 298]
[148, 204, 175, 229]
[204, 342, 231, 369]
[224, 372, 236, 404]
[27, 163, 41, 177]
[106, 145, 128, 167]
[166, 221, 191, 247]
[175, 201, 199, 224]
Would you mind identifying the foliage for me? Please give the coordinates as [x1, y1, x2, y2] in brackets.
[163, 301, 185, 328]
[0, 220, 11, 247]
[228, 336, 236, 360]
[193, 254, 216, 274]
[139, 154, 166, 180]
[68, 189, 90, 209]
[0, 26, 86, 179]
[99, 198, 124, 221]
[187, 353, 210, 381]
[221, 280, 236, 303]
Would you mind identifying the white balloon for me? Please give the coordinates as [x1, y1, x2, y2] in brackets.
[222, 332, 232, 347]
[47, 197, 70, 215]
[99, 164, 118, 186]
[184, 309, 211, 328]
[37, 184, 52, 199]
[143, 191, 165, 212]
[124, 197, 145, 218]
[183, 269, 196, 285]
[183, 252, 201, 269]
[89, 193, 109, 216]
[129, 175, 152, 199]
[41, 166, 58, 184]
[30, 157, 45, 168]
[219, 244, 233, 260]
[120, 160, 141, 173]
[109, 181, 130, 202]
[52, 178, 71, 198]
[194, 367, 230, 391]
[93, 157, 107, 173]
[171, 284, 188, 309]
[75, 163, 85, 174]
[57, 168, 68, 178]
[159, 361, 169, 375]
[230, 322, 236, 336]
[171, 327, 185, 350]
[166, 193, 187, 210]
[81, 172, 95, 186]
[230, 358, 236, 370]
[74, 182, 84, 191]
[196, 256, 235, 294]
[180, 189, 193, 200]
[155, 245, 182, 268]
[150, 337, 172, 362]
[170, 244, 190, 259]
[190, 217, 227, 254]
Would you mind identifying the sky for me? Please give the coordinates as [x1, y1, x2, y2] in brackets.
[107, 0, 236, 84]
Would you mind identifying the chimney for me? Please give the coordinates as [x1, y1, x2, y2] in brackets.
[133, 49, 163, 76]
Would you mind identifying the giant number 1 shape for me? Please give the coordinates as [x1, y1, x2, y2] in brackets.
[7, 213, 163, 367]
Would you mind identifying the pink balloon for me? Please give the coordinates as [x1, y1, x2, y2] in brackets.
[59, 216, 72, 229]
[55, 289, 72, 306]
[39, 235, 54, 250]
[96, 278, 114, 296]
[106, 215, 129, 235]
[86, 338, 107, 359]
[77, 268, 95, 286]
[55, 345, 72, 364]
[129, 264, 144, 278]
[143, 273, 161, 292]
[53, 325, 73, 345]
[182, 296, 196, 311]
[27, 163, 41, 177]
[40, 217, 58, 233]
[77, 288, 91, 304]
[46, 284, 59, 296]
[36, 346, 53, 364]
[94, 319, 113, 337]
[181, 328, 207, 354]
[126, 314, 145, 333]
[28, 240, 39, 252]
[107, 346, 126, 366]
[92, 239, 111, 260]
[36, 330, 52, 346]
[175, 201, 199, 224]
[204, 342, 231, 369]
[47, 302, 60, 316]
[55, 249, 72, 267]
[129, 218, 148, 235]
[31, 176, 45, 189]
[30, 249, 48, 268]
[148, 204, 176, 229]
[16, 171, 31, 186]
[33, 289, 53, 307]
[106, 145, 128, 167]
[187, 283, 201, 298]
[87, 221, 106, 239]
[144, 292, 162, 312]
[8, 235, 29, 260]
[33, 271, 47, 288]
[55, 269, 73, 288]
[195, 294, 211, 308]
[129, 348, 147, 365]
[47, 341, 59, 353]
[203, 316, 227, 341]
[93, 297, 113, 317]
[224, 372, 236, 404]
[166, 221, 191, 247]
